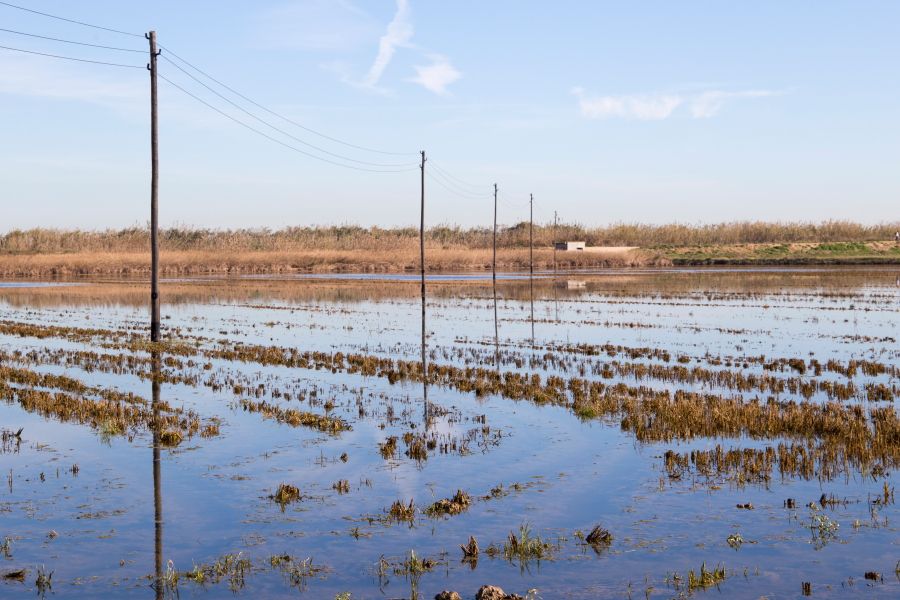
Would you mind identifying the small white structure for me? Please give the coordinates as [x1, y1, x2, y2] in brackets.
[554, 241, 586, 251]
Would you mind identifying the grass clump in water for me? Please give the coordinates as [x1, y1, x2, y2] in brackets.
[585, 525, 612, 548]
[270, 483, 302, 506]
[183, 553, 252, 592]
[687, 562, 726, 591]
[424, 490, 471, 517]
[500, 523, 553, 565]
[386, 499, 416, 523]
[269, 555, 327, 591]
[379, 436, 398, 459]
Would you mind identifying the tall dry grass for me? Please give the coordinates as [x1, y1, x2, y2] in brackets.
[2, 221, 897, 255]
[0, 247, 654, 277]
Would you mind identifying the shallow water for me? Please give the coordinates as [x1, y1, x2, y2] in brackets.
[1, 268, 898, 599]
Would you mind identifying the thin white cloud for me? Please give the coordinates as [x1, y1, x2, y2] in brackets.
[361, 0, 413, 89]
[689, 89, 779, 118]
[408, 54, 461, 95]
[572, 87, 780, 120]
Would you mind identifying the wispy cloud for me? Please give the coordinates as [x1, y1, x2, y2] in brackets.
[408, 54, 460, 95]
[572, 87, 780, 120]
[361, 0, 413, 90]
[689, 89, 779, 118]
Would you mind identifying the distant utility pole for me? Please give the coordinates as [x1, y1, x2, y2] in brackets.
[492, 183, 499, 369]
[529, 193, 534, 347]
[553, 210, 558, 277]
[529, 193, 534, 277]
[419, 150, 427, 410]
[147, 30, 160, 342]
[493, 183, 498, 283]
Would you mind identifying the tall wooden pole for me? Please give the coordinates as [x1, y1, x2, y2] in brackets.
[148, 31, 160, 342]
[492, 183, 498, 283]
[529, 193, 533, 277]
[419, 151, 427, 413]
[492, 183, 499, 367]
[529, 193, 534, 346]
[148, 33, 163, 591]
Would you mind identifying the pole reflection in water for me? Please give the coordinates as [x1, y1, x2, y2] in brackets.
[553, 276, 559, 324]
[151, 350, 164, 600]
[529, 272, 535, 347]
[421, 292, 430, 427]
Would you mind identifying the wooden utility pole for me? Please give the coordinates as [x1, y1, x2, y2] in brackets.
[492, 183, 498, 283]
[529, 193, 534, 277]
[419, 150, 427, 410]
[529, 193, 534, 346]
[147, 31, 160, 342]
[492, 183, 499, 368]
[553, 210, 558, 277]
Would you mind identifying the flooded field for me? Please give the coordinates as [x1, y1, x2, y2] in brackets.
[1, 268, 899, 599]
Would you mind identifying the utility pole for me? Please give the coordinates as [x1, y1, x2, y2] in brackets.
[147, 31, 160, 342]
[553, 210, 558, 277]
[529, 193, 534, 346]
[419, 150, 427, 412]
[492, 183, 498, 283]
[492, 183, 499, 368]
[529, 193, 534, 278]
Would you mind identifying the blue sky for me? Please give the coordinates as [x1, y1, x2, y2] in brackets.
[1, 0, 898, 230]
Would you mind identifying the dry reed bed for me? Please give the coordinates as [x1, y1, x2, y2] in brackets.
[0, 247, 657, 277]
[3, 221, 898, 254]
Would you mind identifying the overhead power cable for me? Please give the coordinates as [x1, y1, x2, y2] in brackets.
[428, 159, 490, 192]
[161, 55, 415, 168]
[0, 27, 144, 52]
[500, 195, 532, 210]
[0, 1, 141, 38]
[425, 171, 493, 200]
[427, 167, 492, 199]
[160, 44, 416, 157]
[0, 43, 142, 68]
[159, 73, 417, 174]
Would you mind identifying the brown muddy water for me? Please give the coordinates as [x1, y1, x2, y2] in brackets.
[1, 268, 899, 599]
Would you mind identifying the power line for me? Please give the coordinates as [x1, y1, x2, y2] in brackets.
[425, 171, 492, 200]
[159, 73, 417, 174]
[427, 167, 492, 199]
[0, 1, 141, 38]
[0, 43, 143, 68]
[499, 195, 532, 210]
[160, 44, 416, 157]
[428, 159, 489, 191]
[160, 55, 415, 169]
[0, 27, 144, 52]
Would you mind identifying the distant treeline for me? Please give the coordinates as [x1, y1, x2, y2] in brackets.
[1, 221, 897, 254]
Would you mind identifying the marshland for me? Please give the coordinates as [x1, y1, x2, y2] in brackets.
[3, 0, 900, 596]
[3, 221, 900, 277]
[1, 267, 898, 598]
